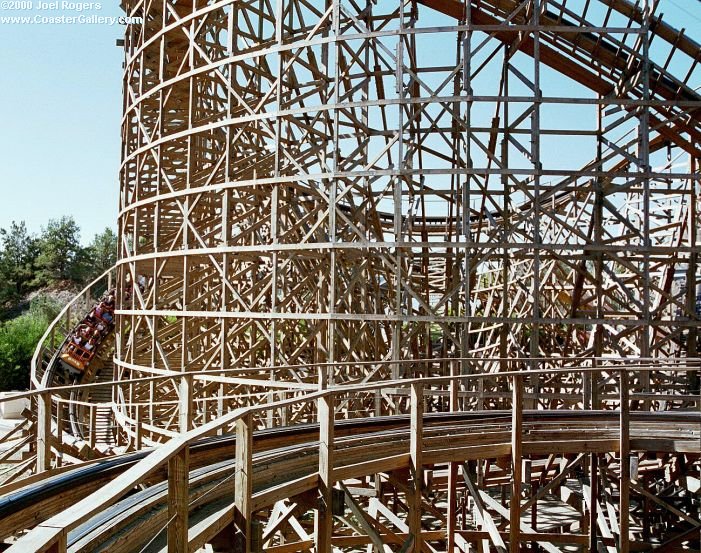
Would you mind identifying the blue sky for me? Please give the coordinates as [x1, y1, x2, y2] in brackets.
[0, 3, 124, 243]
[0, 1, 698, 244]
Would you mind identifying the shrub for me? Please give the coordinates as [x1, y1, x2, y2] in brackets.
[0, 297, 59, 391]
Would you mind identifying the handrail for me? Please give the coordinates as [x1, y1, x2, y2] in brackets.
[30, 267, 116, 390]
[18, 351, 701, 466]
[7, 355, 699, 406]
[9, 361, 700, 552]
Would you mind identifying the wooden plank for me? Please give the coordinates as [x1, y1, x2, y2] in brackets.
[167, 446, 189, 553]
[457, 530, 589, 545]
[235, 414, 253, 553]
[179, 373, 193, 434]
[340, 483, 388, 553]
[462, 467, 507, 553]
[37, 392, 52, 473]
[619, 370, 630, 553]
[510, 375, 523, 552]
[446, 462, 457, 552]
[408, 382, 424, 552]
[475, 487, 560, 553]
[315, 394, 334, 552]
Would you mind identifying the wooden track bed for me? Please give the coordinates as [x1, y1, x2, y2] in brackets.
[2, 410, 696, 552]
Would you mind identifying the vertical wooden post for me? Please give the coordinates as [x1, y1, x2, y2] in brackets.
[315, 393, 335, 552]
[37, 391, 52, 473]
[588, 453, 598, 553]
[510, 374, 523, 552]
[583, 367, 592, 410]
[235, 414, 253, 553]
[280, 391, 288, 427]
[135, 404, 143, 450]
[217, 382, 225, 436]
[55, 400, 63, 468]
[449, 359, 459, 411]
[409, 382, 423, 551]
[149, 379, 156, 422]
[167, 446, 190, 553]
[447, 364, 458, 551]
[89, 404, 97, 450]
[619, 370, 630, 553]
[447, 462, 458, 551]
[179, 373, 193, 433]
[525, 458, 535, 539]
[374, 388, 382, 417]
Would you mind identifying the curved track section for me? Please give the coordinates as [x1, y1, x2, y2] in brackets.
[31, 269, 116, 390]
[4, 407, 699, 552]
[0, 268, 124, 484]
[70, 411, 701, 552]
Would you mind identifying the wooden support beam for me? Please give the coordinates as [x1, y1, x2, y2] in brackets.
[627, 478, 701, 527]
[588, 454, 599, 553]
[55, 402, 63, 468]
[340, 483, 387, 553]
[235, 414, 253, 553]
[36, 391, 52, 473]
[263, 501, 298, 544]
[135, 404, 143, 451]
[315, 394, 334, 552]
[474, 485, 560, 553]
[167, 446, 190, 553]
[582, 479, 616, 553]
[446, 462, 458, 552]
[179, 373, 193, 433]
[654, 526, 701, 553]
[457, 530, 589, 545]
[619, 370, 630, 553]
[447, 365, 459, 550]
[408, 382, 423, 552]
[606, 471, 701, 526]
[463, 466, 508, 553]
[510, 374, 523, 552]
[520, 454, 585, 513]
[88, 404, 96, 451]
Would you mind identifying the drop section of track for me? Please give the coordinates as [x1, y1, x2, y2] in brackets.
[27, 269, 120, 468]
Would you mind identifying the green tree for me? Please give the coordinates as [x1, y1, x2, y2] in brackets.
[34, 216, 83, 285]
[0, 297, 59, 391]
[85, 227, 118, 280]
[0, 221, 39, 304]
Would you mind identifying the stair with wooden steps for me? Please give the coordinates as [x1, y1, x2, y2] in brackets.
[91, 359, 115, 448]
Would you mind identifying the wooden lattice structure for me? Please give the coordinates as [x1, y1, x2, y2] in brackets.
[2, 2, 701, 552]
[117, 0, 700, 396]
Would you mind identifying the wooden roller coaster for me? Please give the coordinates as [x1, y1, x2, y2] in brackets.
[0, 0, 700, 551]
[1, 365, 699, 552]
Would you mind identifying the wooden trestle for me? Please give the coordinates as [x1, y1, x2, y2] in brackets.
[114, 0, 701, 433]
[3, 0, 700, 551]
